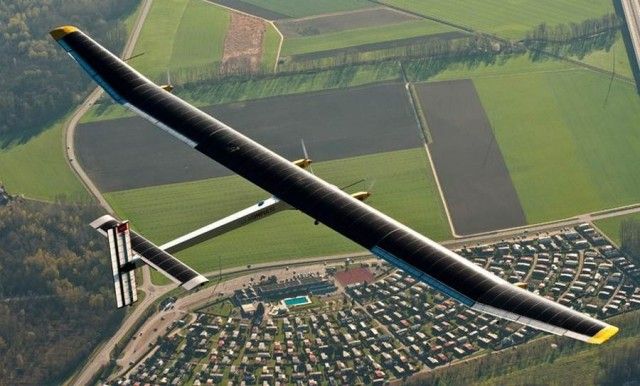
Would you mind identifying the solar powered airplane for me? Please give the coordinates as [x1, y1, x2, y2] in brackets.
[51, 26, 618, 344]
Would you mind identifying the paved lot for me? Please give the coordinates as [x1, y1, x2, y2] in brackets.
[417, 79, 526, 235]
[76, 83, 422, 191]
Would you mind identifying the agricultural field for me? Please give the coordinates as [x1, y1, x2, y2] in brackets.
[216, 0, 374, 19]
[81, 61, 403, 123]
[260, 22, 281, 71]
[475, 69, 640, 223]
[275, 7, 417, 37]
[105, 148, 451, 283]
[576, 32, 635, 79]
[0, 122, 87, 202]
[281, 19, 457, 56]
[127, 0, 230, 81]
[406, 53, 575, 83]
[416, 79, 526, 235]
[382, 0, 614, 39]
[596, 213, 640, 245]
[76, 82, 420, 191]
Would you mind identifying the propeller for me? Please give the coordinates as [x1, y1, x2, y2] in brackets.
[123, 52, 145, 62]
[301, 139, 315, 175]
[161, 69, 174, 93]
[339, 178, 365, 191]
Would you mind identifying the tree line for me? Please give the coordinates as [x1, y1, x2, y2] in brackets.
[0, 199, 124, 385]
[621, 218, 640, 266]
[0, 0, 138, 142]
[524, 13, 621, 44]
[402, 310, 640, 385]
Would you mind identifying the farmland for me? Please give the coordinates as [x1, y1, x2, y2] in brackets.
[474, 69, 640, 224]
[105, 148, 451, 282]
[0, 122, 87, 202]
[76, 82, 420, 191]
[596, 213, 640, 245]
[81, 61, 403, 123]
[576, 32, 635, 79]
[417, 79, 526, 235]
[261, 22, 281, 71]
[225, 0, 373, 18]
[382, 0, 614, 39]
[281, 19, 457, 56]
[275, 8, 417, 37]
[127, 0, 230, 80]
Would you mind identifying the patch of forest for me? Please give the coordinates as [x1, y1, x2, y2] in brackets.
[0, 0, 138, 144]
[0, 199, 124, 385]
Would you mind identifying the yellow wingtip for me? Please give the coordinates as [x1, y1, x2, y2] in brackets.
[50, 26, 79, 41]
[587, 325, 619, 344]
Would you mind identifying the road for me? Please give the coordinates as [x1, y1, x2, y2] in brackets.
[62, 0, 152, 215]
[622, 0, 640, 73]
[63, 1, 154, 385]
[114, 260, 364, 378]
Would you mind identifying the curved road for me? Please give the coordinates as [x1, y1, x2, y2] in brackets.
[63, 1, 154, 385]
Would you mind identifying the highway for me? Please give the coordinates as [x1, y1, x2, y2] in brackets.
[622, 0, 640, 72]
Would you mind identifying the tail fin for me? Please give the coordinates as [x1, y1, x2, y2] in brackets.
[92, 215, 208, 308]
[106, 221, 138, 308]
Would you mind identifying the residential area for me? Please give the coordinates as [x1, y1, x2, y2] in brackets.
[109, 223, 640, 385]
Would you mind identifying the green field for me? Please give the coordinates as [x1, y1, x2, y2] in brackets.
[240, 0, 372, 18]
[0, 122, 88, 202]
[81, 61, 402, 123]
[472, 69, 640, 224]
[596, 213, 640, 246]
[128, 0, 230, 80]
[281, 19, 455, 56]
[576, 32, 634, 79]
[105, 148, 451, 283]
[407, 54, 574, 83]
[383, 0, 613, 39]
[261, 22, 281, 71]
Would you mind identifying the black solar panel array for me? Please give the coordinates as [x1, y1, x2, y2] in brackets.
[57, 29, 610, 340]
[96, 218, 201, 285]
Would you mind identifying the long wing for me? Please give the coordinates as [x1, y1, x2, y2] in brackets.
[51, 26, 618, 344]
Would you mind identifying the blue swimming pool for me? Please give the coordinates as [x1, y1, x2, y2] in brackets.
[283, 296, 311, 307]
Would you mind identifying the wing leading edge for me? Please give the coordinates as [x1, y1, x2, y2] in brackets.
[51, 26, 618, 344]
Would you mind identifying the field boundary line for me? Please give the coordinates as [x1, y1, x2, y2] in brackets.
[367, 0, 473, 34]
[270, 20, 284, 72]
[202, 0, 266, 20]
[421, 141, 459, 238]
[62, 1, 156, 384]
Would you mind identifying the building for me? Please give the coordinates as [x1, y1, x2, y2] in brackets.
[235, 275, 336, 303]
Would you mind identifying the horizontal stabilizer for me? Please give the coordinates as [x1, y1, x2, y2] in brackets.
[92, 215, 208, 292]
[106, 222, 137, 308]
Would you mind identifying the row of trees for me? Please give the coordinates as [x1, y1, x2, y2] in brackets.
[621, 219, 640, 265]
[524, 13, 621, 44]
[0, 0, 137, 141]
[0, 199, 124, 385]
[280, 33, 522, 73]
